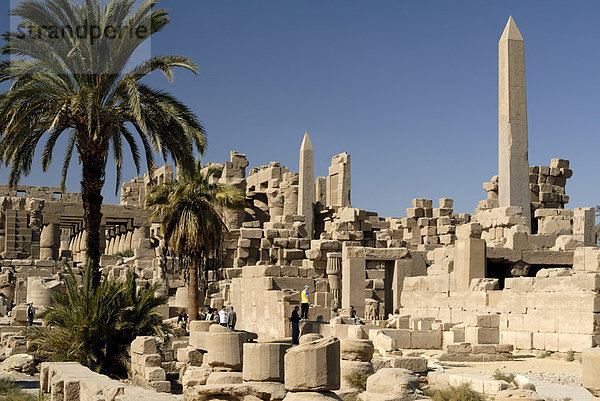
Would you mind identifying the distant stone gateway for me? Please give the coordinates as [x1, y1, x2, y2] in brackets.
[1, 16, 598, 400]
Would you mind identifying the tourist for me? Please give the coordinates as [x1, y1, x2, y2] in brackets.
[27, 303, 35, 327]
[349, 305, 364, 325]
[177, 309, 188, 331]
[300, 285, 310, 320]
[218, 306, 228, 326]
[205, 308, 213, 321]
[227, 306, 237, 330]
[211, 309, 220, 323]
[198, 308, 207, 321]
[290, 305, 301, 345]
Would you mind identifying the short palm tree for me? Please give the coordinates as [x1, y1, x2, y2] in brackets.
[145, 160, 246, 320]
[28, 262, 171, 376]
[0, 0, 206, 286]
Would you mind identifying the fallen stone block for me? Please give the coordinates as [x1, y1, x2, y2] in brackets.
[284, 337, 340, 391]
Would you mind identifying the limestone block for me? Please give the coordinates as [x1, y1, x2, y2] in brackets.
[131, 336, 157, 355]
[466, 327, 499, 345]
[144, 366, 166, 381]
[454, 238, 486, 291]
[359, 368, 420, 400]
[583, 348, 600, 395]
[206, 371, 244, 384]
[206, 331, 246, 371]
[455, 223, 482, 239]
[411, 330, 442, 349]
[243, 342, 290, 382]
[240, 228, 263, 239]
[446, 343, 472, 354]
[340, 360, 373, 389]
[299, 333, 323, 345]
[181, 366, 212, 388]
[346, 325, 365, 340]
[0, 354, 34, 374]
[141, 354, 162, 367]
[494, 389, 544, 401]
[283, 391, 342, 400]
[439, 198, 454, 208]
[284, 337, 340, 391]
[374, 332, 396, 355]
[176, 347, 203, 366]
[389, 356, 428, 373]
[11, 305, 28, 324]
[340, 339, 374, 362]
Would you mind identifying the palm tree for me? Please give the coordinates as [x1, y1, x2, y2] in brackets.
[145, 160, 245, 320]
[28, 262, 171, 376]
[0, 0, 206, 286]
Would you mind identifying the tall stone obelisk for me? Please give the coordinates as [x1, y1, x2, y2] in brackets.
[298, 132, 315, 238]
[498, 16, 531, 230]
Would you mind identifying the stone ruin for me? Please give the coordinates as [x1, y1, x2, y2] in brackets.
[0, 16, 599, 401]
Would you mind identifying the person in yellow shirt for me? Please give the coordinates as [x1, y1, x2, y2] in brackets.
[300, 285, 310, 320]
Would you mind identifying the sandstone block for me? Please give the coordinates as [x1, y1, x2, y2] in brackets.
[583, 348, 600, 395]
[206, 371, 244, 384]
[206, 331, 246, 371]
[284, 337, 340, 391]
[340, 360, 373, 389]
[177, 346, 203, 366]
[144, 366, 166, 381]
[360, 368, 420, 400]
[340, 339, 374, 362]
[181, 366, 212, 387]
[411, 330, 442, 349]
[243, 342, 290, 382]
[283, 391, 342, 400]
[131, 336, 157, 355]
[299, 333, 323, 345]
[389, 356, 428, 373]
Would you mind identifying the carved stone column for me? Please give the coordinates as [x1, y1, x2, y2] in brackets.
[326, 252, 342, 304]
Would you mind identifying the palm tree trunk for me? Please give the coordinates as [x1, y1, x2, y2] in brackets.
[188, 256, 200, 320]
[81, 156, 105, 288]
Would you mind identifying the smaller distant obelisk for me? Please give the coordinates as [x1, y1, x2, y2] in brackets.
[498, 16, 531, 230]
[298, 132, 315, 238]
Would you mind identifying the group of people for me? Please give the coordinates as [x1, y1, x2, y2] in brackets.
[201, 305, 237, 330]
[176, 305, 237, 332]
[289, 285, 366, 345]
[290, 285, 311, 344]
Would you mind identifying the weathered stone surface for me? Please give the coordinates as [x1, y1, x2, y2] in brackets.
[284, 337, 340, 391]
[0, 353, 34, 374]
[131, 336, 157, 355]
[340, 338, 374, 362]
[182, 366, 212, 388]
[206, 331, 246, 371]
[283, 391, 342, 401]
[299, 333, 322, 345]
[388, 356, 428, 373]
[206, 371, 244, 384]
[243, 342, 290, 382]
[359, 368, 420, 400]
[340, 360, 373, 390]
[494, 389, 545, 401]
[583, 348, 600, 395]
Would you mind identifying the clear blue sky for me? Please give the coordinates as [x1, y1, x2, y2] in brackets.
[0, 1, 599, 217]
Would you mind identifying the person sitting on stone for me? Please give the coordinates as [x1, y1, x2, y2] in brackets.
[349, 305, 364, 325]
